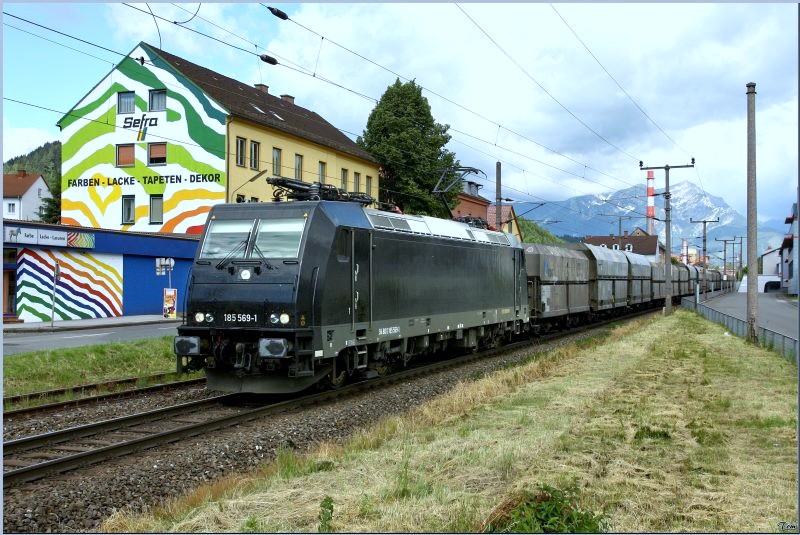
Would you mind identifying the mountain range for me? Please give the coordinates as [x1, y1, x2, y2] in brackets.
[513, 181, 788, 265]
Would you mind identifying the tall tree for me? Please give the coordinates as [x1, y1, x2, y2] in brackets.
[357, 79, 459, 218]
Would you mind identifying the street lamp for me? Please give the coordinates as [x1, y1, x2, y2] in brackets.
[231, 169, 269, 202]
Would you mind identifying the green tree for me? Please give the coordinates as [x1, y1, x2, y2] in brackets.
[39, 160, 62, 224]
[357, 79, 459, 218]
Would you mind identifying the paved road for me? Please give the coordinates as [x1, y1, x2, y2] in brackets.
[701, 292, 798, 339]
[2, 322, 181, 356]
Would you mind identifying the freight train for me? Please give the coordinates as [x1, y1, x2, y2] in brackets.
[174, 195, 730, 394]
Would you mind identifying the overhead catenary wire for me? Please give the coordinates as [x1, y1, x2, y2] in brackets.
[7, 6, 653, 222]
[455, 3, 640, 165]
[117, 4, 642, 195]
[548, 3, 714, 211]
[8, 10, 633, 210]
[259, 4, 638, 191]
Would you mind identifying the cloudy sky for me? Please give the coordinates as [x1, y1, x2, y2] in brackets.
[3, 3, 797, 233]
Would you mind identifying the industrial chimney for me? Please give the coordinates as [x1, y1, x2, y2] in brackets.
[646, 170, 655, 235]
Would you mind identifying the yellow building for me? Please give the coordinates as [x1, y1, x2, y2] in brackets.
[147, 46, 381, 205]
[58, 42, 379, 235]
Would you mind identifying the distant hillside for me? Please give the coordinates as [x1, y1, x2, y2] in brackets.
[518, 217, 562, 244]
[3, 140, 61, 191]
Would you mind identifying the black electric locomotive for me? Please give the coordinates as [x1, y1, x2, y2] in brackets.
[175, 200, 529, 393]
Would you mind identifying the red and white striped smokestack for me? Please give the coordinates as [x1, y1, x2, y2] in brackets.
[646, 170, 655, 235]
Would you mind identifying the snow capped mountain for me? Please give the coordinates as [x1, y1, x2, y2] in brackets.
[514, 181, 786, 264]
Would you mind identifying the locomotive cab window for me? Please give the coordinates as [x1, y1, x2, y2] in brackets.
[198, 217, 307, 260]
[253, 218, 306, 258]
[199, 220, 254, 259]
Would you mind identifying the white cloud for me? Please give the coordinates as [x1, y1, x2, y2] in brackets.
[2, 118, 59, 162]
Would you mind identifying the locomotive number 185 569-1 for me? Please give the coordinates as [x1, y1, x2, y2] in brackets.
[224, 313, 258, 323]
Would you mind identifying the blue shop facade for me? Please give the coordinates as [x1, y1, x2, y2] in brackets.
[3, 219, 198, 323]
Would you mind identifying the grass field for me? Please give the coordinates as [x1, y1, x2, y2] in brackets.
[102, 310, 798, 533]
[3, 336, 177, 397]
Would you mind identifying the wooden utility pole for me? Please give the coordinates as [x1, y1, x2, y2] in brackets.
[746, 83, 758, 343]
[640, 159, 695, 315]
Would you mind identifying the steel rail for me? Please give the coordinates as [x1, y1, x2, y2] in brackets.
[3, 378, 207, 418]
[3, 372, 198, 406]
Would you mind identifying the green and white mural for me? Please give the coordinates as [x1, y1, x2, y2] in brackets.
[59, 42, 227, 234]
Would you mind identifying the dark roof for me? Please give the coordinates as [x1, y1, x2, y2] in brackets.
[584, 235, 661, 255]
[143, 43, 376, 164]
[3, 170, 47, 198]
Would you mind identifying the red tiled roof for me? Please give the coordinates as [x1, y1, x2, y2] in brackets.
[144, 43, 377, 164]
[3, 170, 45, 198]
[486, 205, 515, 225]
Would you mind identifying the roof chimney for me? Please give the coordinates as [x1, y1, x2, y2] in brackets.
[17, 169, 26, 177]
[624, 230, 629, 237]
[280, 94, 295, 104]
[254, 83, 269, 93]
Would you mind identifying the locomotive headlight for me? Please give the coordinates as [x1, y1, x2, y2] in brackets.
[240, 269, 251, 280]
[194, 312, 205, 323]
[205, 313, 214, 323]
[269, 313, 280, 325]
[279, 313, 290, 325]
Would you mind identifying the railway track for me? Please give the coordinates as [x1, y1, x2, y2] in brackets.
[3, 376, 206, 418]
[3, 309, 657, 488]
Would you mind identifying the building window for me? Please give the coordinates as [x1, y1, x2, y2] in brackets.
[354, 172, 361, 192]
[250, 197, 259, 203]
[295, 154, 303, 180]
[318, 161, 327, 183]
[148, 143, 167, 166]
[613, 244, 619, 250]
[116, 144, 135, 167]
[366, 175, 373, 196]
[121, 195, 135, 224]
[118, 91, 135, 114]
[625, 243, 633, 251]
[250, 141, 260, 170]
[149, 89, 167, 111]
[150, 195, 163, 224]
[38, 188, 42, 198]
[341, 168, 348, 190]
[235, 137, 246, 167]
[273, 148, 282, 176]
[7, 202, 16, 215]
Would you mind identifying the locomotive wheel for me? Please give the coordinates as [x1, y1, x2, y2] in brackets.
[327, 355, 347, 389]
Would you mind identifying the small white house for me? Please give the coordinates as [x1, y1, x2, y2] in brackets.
[3, 169, 51, 221]
[760, 247, 781, 276]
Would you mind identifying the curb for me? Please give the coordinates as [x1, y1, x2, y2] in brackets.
[3, 319, 182, 334]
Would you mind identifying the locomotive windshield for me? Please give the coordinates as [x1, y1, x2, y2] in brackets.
[199, 217, 307, 259]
